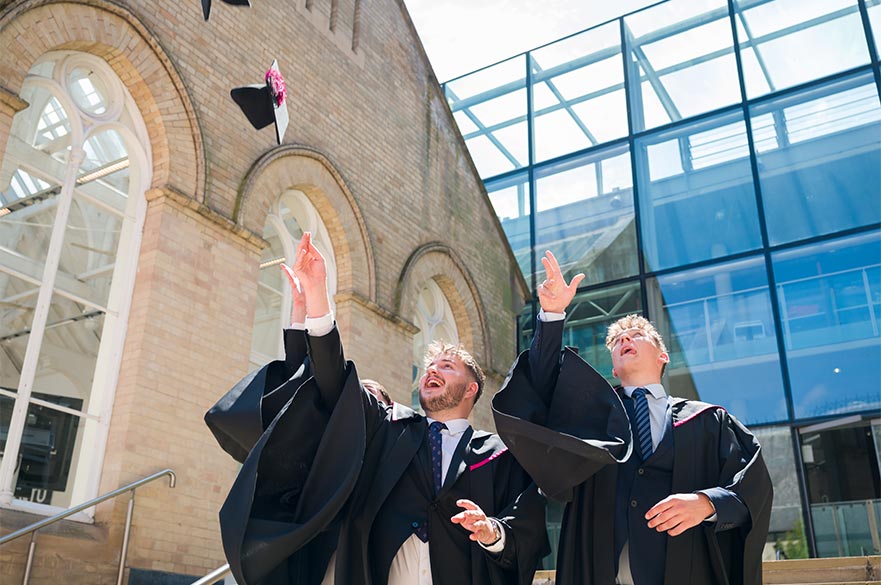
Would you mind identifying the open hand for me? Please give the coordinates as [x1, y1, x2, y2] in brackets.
[646, 493, 715, 537]
[292, 232, 330, 318]
[451, 499, 501, 545]
[537, 251, 584, 314]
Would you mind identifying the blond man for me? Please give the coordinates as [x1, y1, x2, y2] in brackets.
[493, 251, 772, 585]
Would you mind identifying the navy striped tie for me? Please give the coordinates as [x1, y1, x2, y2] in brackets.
[632, 387, 654, 461]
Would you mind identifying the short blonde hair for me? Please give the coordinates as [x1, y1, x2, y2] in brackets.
[605, 314, 668, 354]
[423, 341, 486, 403]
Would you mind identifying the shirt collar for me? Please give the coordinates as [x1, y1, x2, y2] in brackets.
[623, 384, 667, 400]
[426, 417, 471, 435]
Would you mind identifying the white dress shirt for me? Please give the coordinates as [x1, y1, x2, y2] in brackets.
[309, 315, 503, 585]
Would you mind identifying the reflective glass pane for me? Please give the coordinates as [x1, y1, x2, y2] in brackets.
[486, 173, 531, 278]
[635, 111, 761, 271]
[531, 22, 628, 162]
[754, 426, 808, 558]
[734, 0, 870, 99]
[802, 423, 881, 557]
[563, 282, 643, 385]
[55, 192, 123, 308]
[446, 56, 527, 178]
[648, 257, 788, 424]
[31, 294, 104, 407]
[251, 221, 284, 366]
[534, 144, 638, 286]
[0, 273, 40, 393]
[625, 0, 741, 132]
[869, 0, 881, 60]
[10, 400, 97, 508]
[773, 231, 881, 419]
[752, 72, 881, 245]
[517, 302, 536, 353]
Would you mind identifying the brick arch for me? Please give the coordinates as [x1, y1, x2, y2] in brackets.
[395, 243, 491, 368]
[0, 0, 205, 201]
[235, 145, 374, 301]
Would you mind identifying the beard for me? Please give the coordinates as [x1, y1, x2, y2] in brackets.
[419, 379, 468, 413]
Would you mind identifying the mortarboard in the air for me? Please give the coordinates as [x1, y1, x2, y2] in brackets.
[202, 0, 251, 21]
[230, 60, 290, 145]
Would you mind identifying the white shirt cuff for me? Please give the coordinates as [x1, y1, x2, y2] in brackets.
[538, 309, 565, 322]
[478, 518, 506, 553]
[705, 513, 718, 522]
[304, 312, 334, 337]
[290, 321, 305, 330]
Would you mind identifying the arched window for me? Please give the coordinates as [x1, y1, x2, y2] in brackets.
[0, 52, 151, 515]
[250, 189, 337, 368]
[411, 279, 459, 410]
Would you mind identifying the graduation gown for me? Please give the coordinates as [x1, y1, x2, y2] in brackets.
[206, 326, 548, 585]
[492, 319, 773, 585]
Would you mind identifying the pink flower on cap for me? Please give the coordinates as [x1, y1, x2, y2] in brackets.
[265, 68, 286, 107]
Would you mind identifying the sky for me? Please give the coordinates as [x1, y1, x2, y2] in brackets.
[403, 0, 662, 82]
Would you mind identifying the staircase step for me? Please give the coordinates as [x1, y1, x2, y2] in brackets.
[763, 556, 880, 584]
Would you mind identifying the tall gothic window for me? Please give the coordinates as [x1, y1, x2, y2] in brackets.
[411, 280, 459, 410]
[0, 52, 151, 515]
[250, 189, 337, 368]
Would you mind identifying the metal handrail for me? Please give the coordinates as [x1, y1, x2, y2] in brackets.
[191, 563, 231, 585]
[0, 468, 176, 585]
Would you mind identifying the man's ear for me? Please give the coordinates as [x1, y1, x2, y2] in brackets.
[659, 352, 669, 366]
[611, 367, 618, 379]
[465, 381, 479, 399]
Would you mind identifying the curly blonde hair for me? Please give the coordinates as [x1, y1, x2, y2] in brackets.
[605, 314, 668, 353]
[423, 341, 486, 403]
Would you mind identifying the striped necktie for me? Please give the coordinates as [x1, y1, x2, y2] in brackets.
[632, 387, 654, 461]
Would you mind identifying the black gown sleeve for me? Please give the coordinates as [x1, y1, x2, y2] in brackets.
[216, 325, 387, 585]
[709, 412, 773, 585]
[205, 328, 309, 463]
[492, 317, 632, 503]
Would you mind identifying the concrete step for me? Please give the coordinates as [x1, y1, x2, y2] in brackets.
[530, 556, 881, 585]
[763, 556, 880, 584]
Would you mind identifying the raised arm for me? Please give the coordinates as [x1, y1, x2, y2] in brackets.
[292, 232, 347, 411]
[528, 251, 584, 399]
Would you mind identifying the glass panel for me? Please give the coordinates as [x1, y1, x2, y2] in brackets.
[734, 0, 870, 99]
[9, 400, 96, 508]
[0, 273, 40, 393]
[31, 294, 104, 410]
[445, 56, 527, 178]
[534, 144, 638, 286]
[517, 302, 535, 353]
[251, 221, 285, 367]
[647, 257, 788, 424]
[67, 66, 110, 117]
[625, 0, 741, 132]
[635, 111, 761, 271]
[752, 72, 881, 245]
[802, 422, 881, 557]
[773, 231, 881, 419]
[531, 22, 628, 162]
[564, 282, 643, 385]
[55, 192, 123, 308]
[869, 0, 881, 60]
[754, 426, 808, 559]
[486, 173, 531, 279]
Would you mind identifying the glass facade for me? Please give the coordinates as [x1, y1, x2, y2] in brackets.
[445, 0, 881, 562]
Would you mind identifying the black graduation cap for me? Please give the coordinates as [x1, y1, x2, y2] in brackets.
[202, 0, 251, 21]
[230, 60, 290, 145]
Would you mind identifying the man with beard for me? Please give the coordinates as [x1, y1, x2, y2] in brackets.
[208, 233, 550, 585]
[493, 251, 773, 585]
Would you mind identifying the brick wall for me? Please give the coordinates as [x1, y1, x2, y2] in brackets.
[0, 0, 528, 581]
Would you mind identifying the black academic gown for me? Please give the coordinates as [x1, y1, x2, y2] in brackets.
[207, 326, 548, 585]
[492, 318, 773, 585]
